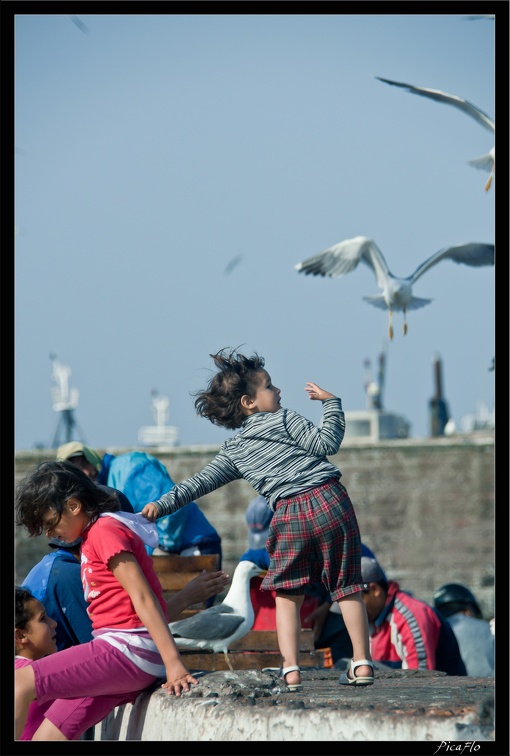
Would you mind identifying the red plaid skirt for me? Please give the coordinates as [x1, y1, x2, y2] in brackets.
[260, 477, 364, 600]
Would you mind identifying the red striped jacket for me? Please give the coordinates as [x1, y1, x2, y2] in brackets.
[369, 580, 441, 670]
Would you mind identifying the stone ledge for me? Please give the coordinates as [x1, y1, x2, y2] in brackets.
[93, 668, 495, 743]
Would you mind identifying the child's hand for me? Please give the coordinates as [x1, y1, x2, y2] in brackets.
[161, 662, 199, 696]
[141, 502, 159, 521]
[305, 382, 336, 401]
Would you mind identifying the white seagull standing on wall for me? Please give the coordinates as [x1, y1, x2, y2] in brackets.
[294, 236, 494, 340]
[168, 560, 265, 671]
[376, 77, 495, 192]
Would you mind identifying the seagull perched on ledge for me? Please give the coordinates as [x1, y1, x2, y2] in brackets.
[295, 236, 494, 340]
[169, 560, 265, 671]
[376, 76, 495, 191]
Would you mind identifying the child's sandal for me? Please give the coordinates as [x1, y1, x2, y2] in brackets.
[338, 659, 375, 686]
[280, 665, 303, 692]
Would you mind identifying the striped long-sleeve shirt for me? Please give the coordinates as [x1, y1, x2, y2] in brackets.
[154, 397, 345, 516]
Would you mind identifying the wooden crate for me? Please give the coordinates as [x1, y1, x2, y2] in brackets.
[177, 629, 325, 671]
[151, 554, 220, 613]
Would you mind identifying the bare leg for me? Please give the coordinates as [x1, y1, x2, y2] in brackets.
[33, 718, 69, 741]
[15, 665, 37, 740]
[16, 663, 68, 741]
[275, 592, 304, 686]
[388, 309, 394, 341]
[336, 592, 372, 679]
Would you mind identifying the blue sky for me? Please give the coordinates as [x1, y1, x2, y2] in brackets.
[13, 9, 498, 451]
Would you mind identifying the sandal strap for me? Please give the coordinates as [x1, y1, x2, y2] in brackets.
[351, 659, 374, 673]
[281, 666, 301, 676]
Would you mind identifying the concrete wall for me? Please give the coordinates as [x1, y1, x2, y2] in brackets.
[91, 671, 495, 742]
[15, 432, 495, 616]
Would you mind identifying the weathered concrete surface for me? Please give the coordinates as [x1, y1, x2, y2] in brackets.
[94, 666, 496, 745]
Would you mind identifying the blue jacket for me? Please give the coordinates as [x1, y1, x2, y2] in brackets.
[22, 549, 92, 651]
[445, 613, 494, 676]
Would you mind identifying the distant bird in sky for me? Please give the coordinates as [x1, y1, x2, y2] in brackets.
[295, 236, 494, 340]
[224, 254, 243, 275]
[376, 76, 495, 191]
[69, 15, 90, 34]
[168, 560, 265, 671]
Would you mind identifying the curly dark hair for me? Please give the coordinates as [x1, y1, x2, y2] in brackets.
[15, 460, 120, 538]
[194, 348, 266, 430]
[15, 586, 36, 630]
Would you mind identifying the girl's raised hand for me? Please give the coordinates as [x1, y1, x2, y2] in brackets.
[305, 382, 336, 401]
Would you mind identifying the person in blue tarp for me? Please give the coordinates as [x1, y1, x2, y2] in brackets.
[101, 451, 222, 564]
[61, 445, 222, 565]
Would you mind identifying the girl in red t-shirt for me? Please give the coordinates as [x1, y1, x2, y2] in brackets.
[15, 461, 199, 741]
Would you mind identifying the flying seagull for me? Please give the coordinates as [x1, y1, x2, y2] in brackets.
[295, 236, 494, 340]
[224, 254, 243, 275]
[69, 15, 90, 34]
[376, 76, 495, 191]
[169, 560, 265, 671]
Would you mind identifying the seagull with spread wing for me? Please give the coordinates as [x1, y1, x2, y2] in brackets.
[295, 236, 494, 340]
[376, 76, 495, 191]
[169, 560, 265, 671]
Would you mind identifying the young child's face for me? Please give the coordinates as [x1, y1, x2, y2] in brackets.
[250, 369, 281, 414]
[42, 499, 87, 543]
[17, 599, 57, 659]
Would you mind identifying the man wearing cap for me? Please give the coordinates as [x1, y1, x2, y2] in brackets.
[245, 495, 274, 551]
[360, 557, 466, 675]
[433, 583, 494, 676]
[56, 442, 134, 513]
